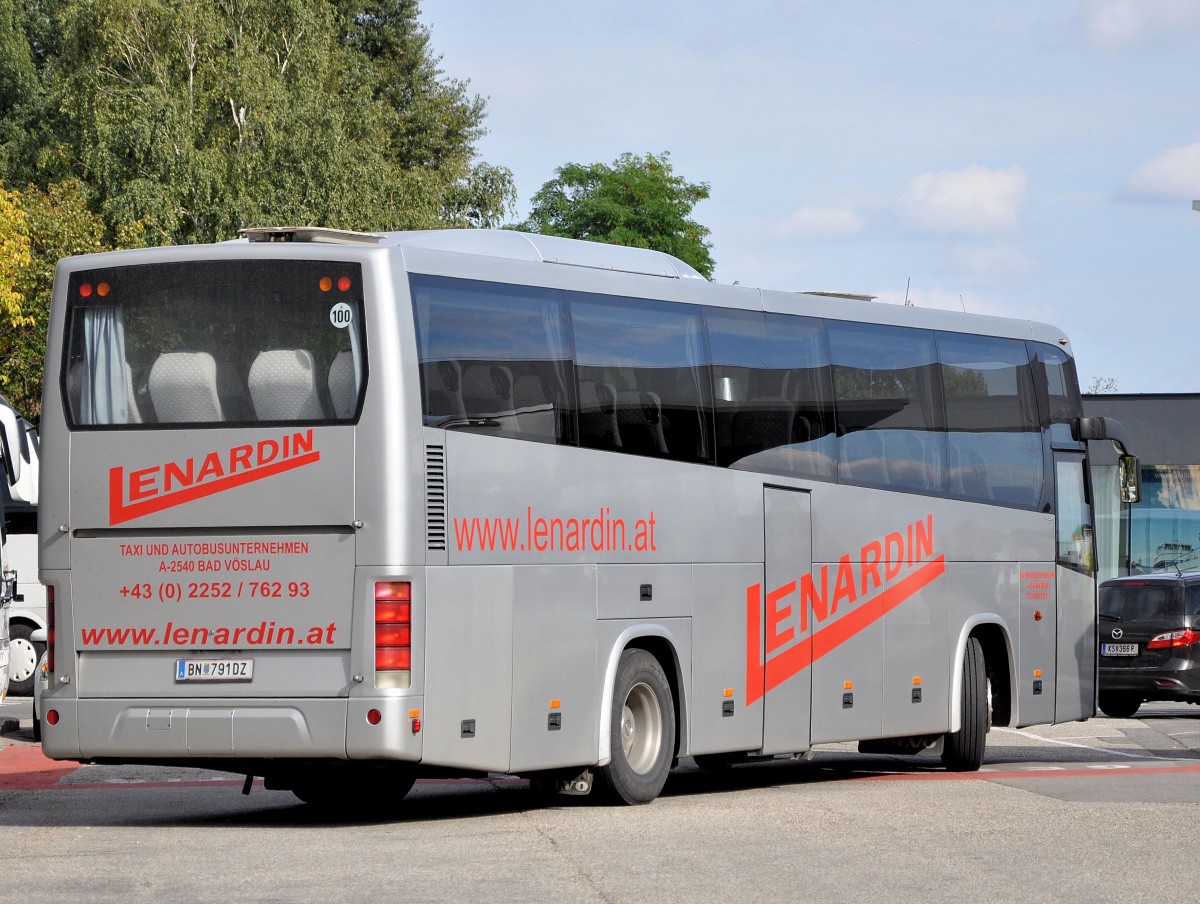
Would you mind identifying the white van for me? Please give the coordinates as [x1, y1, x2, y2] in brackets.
[0, 402, 32, 699]
[2, 463, 43, 695]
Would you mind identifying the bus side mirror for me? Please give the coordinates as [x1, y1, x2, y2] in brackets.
[1119, 454, 1141, 504]
[0, 404, 22, 487]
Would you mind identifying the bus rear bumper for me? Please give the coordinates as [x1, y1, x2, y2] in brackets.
[41, 696, 424, 763]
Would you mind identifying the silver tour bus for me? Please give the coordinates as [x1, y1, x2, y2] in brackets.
[37, 228, 1139, 807]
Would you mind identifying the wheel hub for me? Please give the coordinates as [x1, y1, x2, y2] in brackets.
[620, 681, 663, 775]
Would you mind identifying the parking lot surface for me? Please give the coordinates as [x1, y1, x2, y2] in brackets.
[2, 696, 1199, 903]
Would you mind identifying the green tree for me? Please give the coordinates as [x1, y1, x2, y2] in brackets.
[1, 179, 107, 420]
[0, 1, 515, 416]
[1, 0, 514, 245]
[517, 151, 715, 279]
[0, 182, 32, 330]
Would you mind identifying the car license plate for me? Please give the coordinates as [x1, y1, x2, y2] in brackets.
[175, 658, 254, 681]
[1100, 643, 1138, 656]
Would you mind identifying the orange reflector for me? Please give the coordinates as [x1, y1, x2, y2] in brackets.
[97, 282, 110, 297]
[549, 699, 561, 709]
[1034, 669, 1043, 678]
[844, 681, 853, 690]
[913, 677, 922, 686]
[408, 709, 421, 719]
[319, 276, 333, 292]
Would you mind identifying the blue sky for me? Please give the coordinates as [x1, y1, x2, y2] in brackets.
[422, 1, 1200, 393]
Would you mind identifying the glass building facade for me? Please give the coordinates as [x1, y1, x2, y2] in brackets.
[1084, 395, 1200, 582]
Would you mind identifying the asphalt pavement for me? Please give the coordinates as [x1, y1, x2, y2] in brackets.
[3, 694, 1199, 903]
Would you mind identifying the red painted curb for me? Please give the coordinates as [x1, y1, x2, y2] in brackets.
[0, 745, 82, 790]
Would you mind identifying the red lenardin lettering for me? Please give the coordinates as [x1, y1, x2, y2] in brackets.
[108, 430, 320, 525]
[746, 514, 945, 705]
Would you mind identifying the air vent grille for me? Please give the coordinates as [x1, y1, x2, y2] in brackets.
[426, 445, 446, 551]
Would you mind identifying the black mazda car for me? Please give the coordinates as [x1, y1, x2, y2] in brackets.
[1097, 572, 1200, 718]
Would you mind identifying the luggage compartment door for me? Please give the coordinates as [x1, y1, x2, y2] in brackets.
[760, 486, 812, 756]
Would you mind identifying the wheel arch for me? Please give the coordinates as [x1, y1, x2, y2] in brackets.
[949, 615, 1015, 733]
[7, 611, 46, 632]
[597, 625, 687, 766]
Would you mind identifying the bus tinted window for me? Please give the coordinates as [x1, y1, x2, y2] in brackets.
[1056, 458, 1094, 573]
[939, 333, 1043, 509]
[1032, 342, 1083, 425]
[410, 275, 575, 444]
[828, 322, 945, 494]
[63, 261, 367, 427]
[706, 308, 836, 479]
[570, 293, 712, 463]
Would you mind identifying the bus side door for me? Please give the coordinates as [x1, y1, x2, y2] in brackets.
[760, 486, 813, 755]
[1054, 453, 1097, 723]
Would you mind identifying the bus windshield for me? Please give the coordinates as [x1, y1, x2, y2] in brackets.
[63, 260, 368, 428]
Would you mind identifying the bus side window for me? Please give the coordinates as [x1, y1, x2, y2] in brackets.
[423, 360, 465, 422]
[410, 274, 574, 444]
[578, 380, 621, 450]
[706, 308, 836, 480]
[1031, 342, 1083, 425]
[828, 321, 946, 495]
[940, 332, 1042, 510]
[569, 292, 712, 464]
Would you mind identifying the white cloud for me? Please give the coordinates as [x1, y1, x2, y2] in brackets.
[1125, 136, 1200, 200]
[1085, 0, 1200, 51]
[774, 206, 862, 240]
[896, 165, 1027, 236]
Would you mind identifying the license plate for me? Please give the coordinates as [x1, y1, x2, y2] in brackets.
[175, 658, 254, 681]
[1100, 643, 1138, 656]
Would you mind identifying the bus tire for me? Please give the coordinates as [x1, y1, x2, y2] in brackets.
[942, 636, 988, 772]
[598, 648, 675, 804]
[1097, 691, 1142, 719]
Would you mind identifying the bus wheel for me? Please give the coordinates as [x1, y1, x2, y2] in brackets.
[598, 648, 676, 804]
[942, 636, 988, 772]
[1097, 691, 1142, 719]
[291, 765, 416, 812]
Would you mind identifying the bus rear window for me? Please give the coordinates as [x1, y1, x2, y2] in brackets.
[63, 260, 367, 428]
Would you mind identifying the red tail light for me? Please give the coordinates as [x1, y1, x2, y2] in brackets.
[375, 581, 412, 673]
[1147, 628, 1200, 650]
